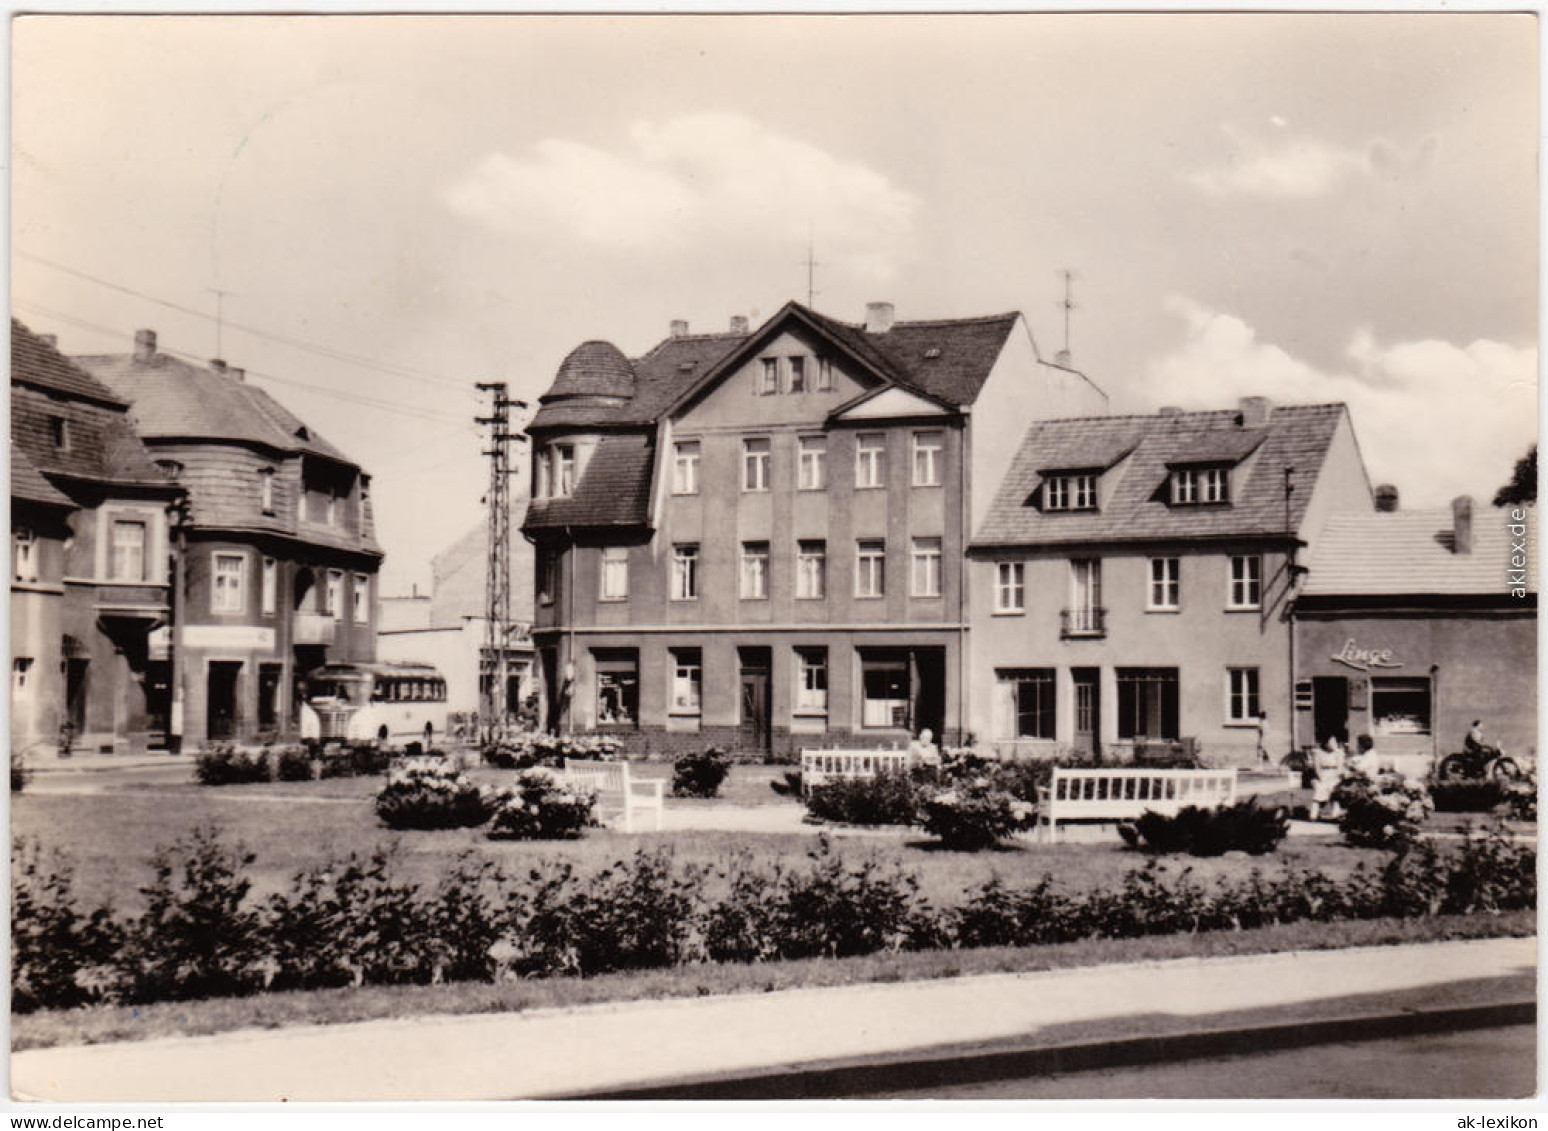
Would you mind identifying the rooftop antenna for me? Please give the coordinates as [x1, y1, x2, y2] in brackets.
[207, 287, 231, 359]
[1056, 269, 1077, 366]
[803, 225, 822, 308]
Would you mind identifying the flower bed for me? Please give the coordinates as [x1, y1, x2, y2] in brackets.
[487, 772, 597, 840]
[1333, 771, 1435, 850]
[483, 732, 624, 769]
[373, 758, 491, 831]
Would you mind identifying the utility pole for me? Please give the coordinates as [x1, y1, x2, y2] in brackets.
[166, 492, 191, 754]
[476, 383, 526, 745]
[207, 288, 230, 360]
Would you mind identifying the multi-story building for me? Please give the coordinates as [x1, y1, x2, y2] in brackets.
[524, 300, 1107, 756]
[77, 329, 382, 745]
[967, 398, 1373, 766]
[10, 320, 181, 754]
[1294, 492, 1536, 772]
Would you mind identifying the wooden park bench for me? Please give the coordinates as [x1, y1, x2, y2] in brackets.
[562, 759, 665, 833]
[1038, 766, 1239, 842]
[799, 747, 912, 794]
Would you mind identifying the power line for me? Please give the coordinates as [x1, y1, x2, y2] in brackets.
[13, 297, 472, 429]
[16, 250, 479, 395]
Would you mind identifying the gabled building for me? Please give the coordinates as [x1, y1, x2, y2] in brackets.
[76, 329, 382, 745]
[967, 398, 1373, 765]
[1294, 493, 1536, 770]
[10, 320, 181, 754]
[523, 300, 1107, 756]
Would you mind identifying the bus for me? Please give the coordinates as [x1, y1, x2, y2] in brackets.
[299, 661, 448, 748]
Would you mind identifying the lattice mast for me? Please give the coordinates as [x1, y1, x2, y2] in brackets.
[476, 382, 514, 743]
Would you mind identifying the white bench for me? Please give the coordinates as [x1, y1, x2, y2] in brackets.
[562, 759, 665, 833]
[1038, 766, 1239, 842]
[800, 747, 912, 794]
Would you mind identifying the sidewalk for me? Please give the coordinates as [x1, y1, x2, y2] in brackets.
[11, 936, 1535, 1102]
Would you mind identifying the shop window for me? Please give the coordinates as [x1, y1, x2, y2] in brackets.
[670, 648, 702, 714]
[998, 669, 1055, 739]
[860, 651, 910, 729]
[795, 647, 828, 713]
[1372, 677, 1432, 736]
[1117, 668, 1179, 741]
[595, 650, 639, 727]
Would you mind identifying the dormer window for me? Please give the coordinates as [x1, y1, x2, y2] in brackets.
[49, 416, 70, 451]
[155, 460, 183, 481]
[1045, 473, 1097, 512]
[259, 468, 276, 515]
[1171, 466, 1229, 505]
[542, 443, 576, 499]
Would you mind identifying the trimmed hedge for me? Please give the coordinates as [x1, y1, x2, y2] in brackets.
[1118, 798, 1289, 857]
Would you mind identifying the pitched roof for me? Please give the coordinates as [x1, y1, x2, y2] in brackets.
[529, 333, 747, 431]
[806, 308, 1020, 408]
[1303, 505, 1536, 596]
[523, 433, 655, 530]
[10, 320, 127, 407]
[11, 447, 74, 509]
[74, 349, 354, 466]
[973, 404, 1349, 547]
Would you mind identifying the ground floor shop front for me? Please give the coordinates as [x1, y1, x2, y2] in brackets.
[535, 628, 964, 759]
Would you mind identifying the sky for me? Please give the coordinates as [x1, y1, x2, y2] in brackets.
[10, 12, 1538, 595]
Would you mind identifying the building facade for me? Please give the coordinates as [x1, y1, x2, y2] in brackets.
[524, 300, 1108, 757]
[10, 320, 181, 755]
[1293, 495, 1536, 772]
[77, 330, 382, 745]
[966, 398, 1374, 767]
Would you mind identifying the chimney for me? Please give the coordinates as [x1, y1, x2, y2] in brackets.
[729, 315, 749, 335]
[209, 358, 227, 374]
[1374, 484, 1400, 513]
[1157, 405, 1183, 417]
[228, 366, 246, 383]
[864, 302, 895, 334]
[38, 333, 57, 349]
[669, 319, 689, 339]
[134, 329, 157, 362]
[1054, 348, 1073, 368]
[1238, 396, 1271, 428]
[1452, 495, 1474, 555]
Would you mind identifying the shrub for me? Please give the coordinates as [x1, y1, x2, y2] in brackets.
[485, 731, 625, 769]
[916, 778, 1034, 851]
[194, 744, 271, 786]
[119, 827, 266, 1003]
[373, 758, 491, 830]
[1119, 798, 1289, 857]
[273, 746, 315, 782]
[805, 772, 921, 826]
[769, 770, 803, 798]
[672, 747, 731, 799]
[486, 771, 597, 840]
[11, 840, 124, 1012]
[1503, 771, 1537, 823]
[1333, 771, 1434, 850]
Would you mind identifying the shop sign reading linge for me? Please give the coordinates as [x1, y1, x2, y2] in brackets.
[1330, 638, 1403, 672]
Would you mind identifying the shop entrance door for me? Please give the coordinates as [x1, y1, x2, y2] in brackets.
[1313, 677, 1349, 745]
[1072, 668, 1100, 759]
[739, 648, 772, 758]
[207, 662, 242, 741]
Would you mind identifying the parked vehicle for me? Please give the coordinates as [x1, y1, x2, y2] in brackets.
[299, 661, 447, 748]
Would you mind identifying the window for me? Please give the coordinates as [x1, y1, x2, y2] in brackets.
[324, 488, 338, 527]
[327, 570, 344, 619]
[49, 416, 69, 450]
[999, 669, 1055, 739]
[110, 519, 147, 581]
[798, 436, 827, 490]
[758, 358, 780, 396]
[1066, 559, 1102, 636]
[816, 357, 834, 392]
[156, 459, 183, 480]
[1229, 554, 1262, 609]
[672, 441, 700, 495]
[535, 450, 550, 499]
[1149, 557, 1180, 611]
[860, 652, 910, 728]
[553, 445, 576, 498]
[1171, 466, 1229, 505]
[1372, 677, 1432, 736]
[259, 469, 276, 514]
[600, 547, 629, 601]
[595, 650, 639, 727]
[262, 558, 277, 616]
[12, 657, 33, 697]
[352, 574, 368, 623]
[670, 648, 702, 713]
[856, 433, 886, 489]
[1117, 668, 1180, 741]
[797, 540, 826, 599]
[856, 539, 886, 598]
[911, 537, 942, 598]
[13, 528, 38, 583]
[912, 431, 943, 487]
[995, 561, 1025, 613]
[537, 548, 556, 605]
[1227, 668, 1260, 723]
[788, 356, 807, 393]
[672, 544, 699, 601]
[1045, 473, 1098, 511]
[740, 542, 769, 600]
[212, 553, 246, 613]
[795, 647, 828, 712]
[742, 438, 771, 492]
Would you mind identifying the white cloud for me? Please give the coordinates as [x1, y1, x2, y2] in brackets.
[443, 112, 918, 278]
[1187, 132, 1437, 199]
[1146, 297, 1537, 509]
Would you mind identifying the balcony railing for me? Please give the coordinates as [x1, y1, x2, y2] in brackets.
[293, 612, 336, 646]
[1060, 606, 1106, 639]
